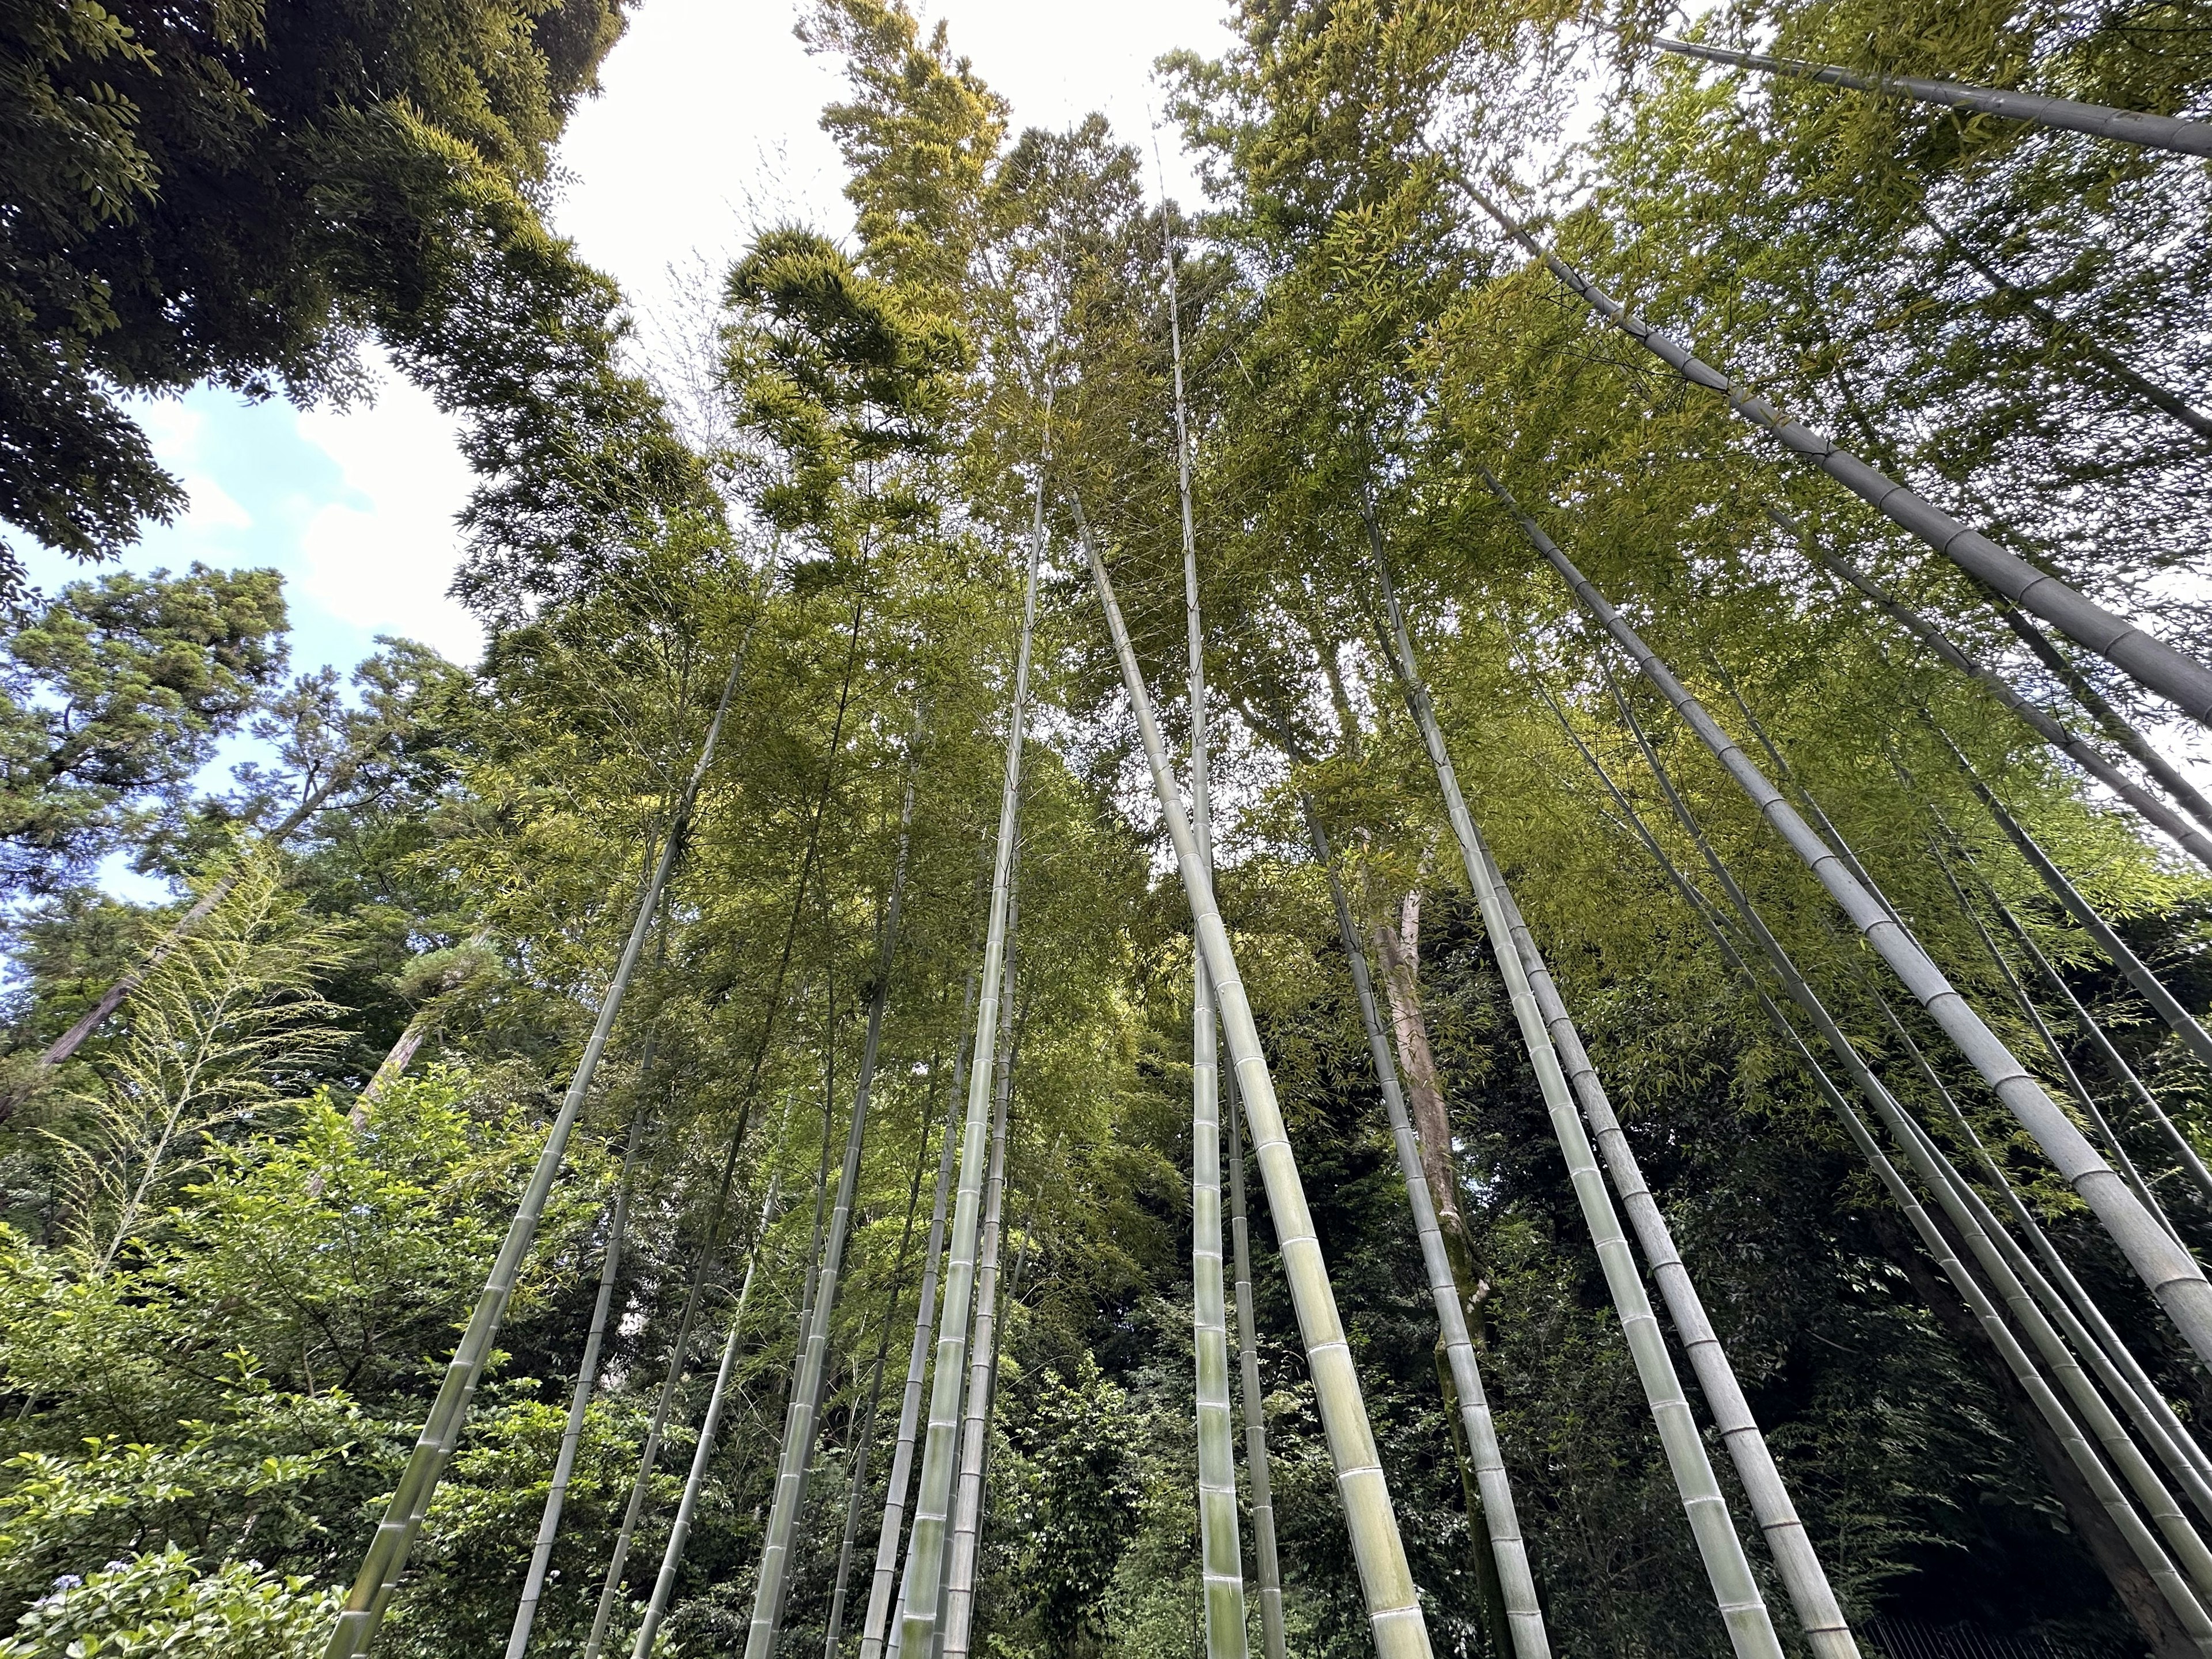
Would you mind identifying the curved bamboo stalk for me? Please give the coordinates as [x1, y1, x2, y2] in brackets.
[1297, 792, 1551, 1658]
[1562, 687, 2212, 1647]
[1167, 196, 1251, 1658]
[1078, 501, 1435, 1659]
[1368, 558, 1780, 1659]
[941, 905, 1018, 1659]
[1789, 518, 2212, 871]
[628, 1162, 787, 1658]
[860, 990, 973, 1659]
[1488, 475, 2212, 1369]
[1452, 185, 2212, 726]
[1484, 854, 1856, 1656]
[506, 1105, 651, 1659]
[1224, 1066, 1288, 1659]
[745, 730, 925, 1658]
[1647, 34, 2212, 160]
[1609, 685, 2212, 1624]
[1993, 607, 2212, 832]
[327, 648, 749, 1659]
[895, 485, 1043, 1659]
[1943, 736, 2212, 1086]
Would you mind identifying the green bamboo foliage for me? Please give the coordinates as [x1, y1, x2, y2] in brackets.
[1791, 518, 2212, 870]
[325, 650, 749, 1659]
[941, 900, 1017, 1659]
[861, 998, 972, 1659]
[1224, 1071, 1288, 1659]
[1168, 199, 1250, 1659]
[1646, 35, 2212, 160]
[1482, 854, 1856, 1657]
[1559, 695, 2212, 1649]
[745, 737, 923, 1658]
[629, 1161, 786, 1659]
[1369, 557, 1781, 1659]
[1607, 694, 2212, 1639]
[1455, 188, 2212, 726]
[1295, 793, 1551, 1659]
[505, 1106, 650, 1659]
[1487, 475, 2212, 1369]
[1078, 507, 1435, 1659]
[894, 489, 1043, 1659]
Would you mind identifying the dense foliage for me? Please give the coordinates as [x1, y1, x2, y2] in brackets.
[3, 1, 2212, 1656]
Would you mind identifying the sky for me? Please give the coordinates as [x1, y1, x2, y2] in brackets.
[58, 0, 1238, 692]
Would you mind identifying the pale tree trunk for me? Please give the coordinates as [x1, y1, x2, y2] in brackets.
[1224, 1070, 1289, 1659]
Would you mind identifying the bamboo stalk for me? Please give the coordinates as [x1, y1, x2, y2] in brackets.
[1166, 193, 1251, 1658]
[745, 729, 925, 1657]
[1554, 685, 2212, 1648]
[860, 987, 974, 1659]
[1647, 33, 2212, 160]
[326, 649, 749, 1659]
[1367, 554, 1780, 1659]
[1296, 791, 1551, 1659]
[1453, 185, 2212, 726]
[1078, 502, 1434, 1659]
[505, 1106, 652, 1659]
[1789, 517, 2212, 871]
[942, 853, 1020, 1659]
[628, 1161, 788, 1658]
[1488, 473, 2212, 1368]
[1224, 1065, 1288, 1659]
[894, 484, 1043, 1659]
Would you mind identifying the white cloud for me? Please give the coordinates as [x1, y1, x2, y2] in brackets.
[294, 368, 484, 666]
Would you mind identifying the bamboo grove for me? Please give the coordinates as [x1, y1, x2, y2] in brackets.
[5, 0, 2212, 1656]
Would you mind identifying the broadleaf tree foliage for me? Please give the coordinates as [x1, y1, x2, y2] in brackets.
[4, 0, 2212, 1656]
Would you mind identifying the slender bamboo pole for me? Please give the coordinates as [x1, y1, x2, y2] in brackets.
[745, 729, 925, 1658]
[1296, 791, 1551, 1658]
[1077, 502, 1434, 1659]
[1942, 734, 2212, 1085]
[1452, 185, 2212, 726]
[895, 484, 1043, 1659]
[1646, 33, 2212, 159]
[1787, 517, 2212, 870]
[941, 893, 1018, 1659]
[861, 987, 974, 1659]
[1608, 683, 2212, 1624]
[1993, 607, 2212, 832]
[1554, 684, 2212, 1647]
[326, 647, 749, 1659]
[1934, 810, 2212, 1216]
[824, 1064, 941, 1659]
[506, 1107, 652, 1659]
[1483, 849, 1856, 1656]
[1165, 195, 1251, 1659]
[1366, 552, 1780, 1659]
[1224, 1064, 1288, 1659]
[1486, 474, 2212, 1367]
[628, 1161, 788, 1659]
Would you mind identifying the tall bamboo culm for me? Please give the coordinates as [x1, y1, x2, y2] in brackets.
[505, 1104, 651, 1659]
[861, 988, 973, 1659]
[1483, 474, 2212, 1369]
[325, 650, 749, 1659]
[1296, 791, 1551, 1659]
[1164, 193, 1251, 1659]
[1647, 33, 2212, 159]
[1078, 503, 1434, 1659]
[745, 733, 924, 1658]
[941, 851, 1020, 1659]
[1453, 187, 2212, 728]
[1224, 1068, 1288, 1659]
[893, 482, 1044, 1659]
[1366, 547, 1780, 1659]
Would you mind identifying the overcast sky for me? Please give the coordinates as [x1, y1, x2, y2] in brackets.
[39, 0, 1238, 688]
